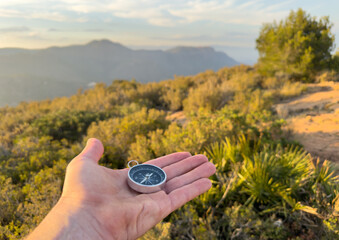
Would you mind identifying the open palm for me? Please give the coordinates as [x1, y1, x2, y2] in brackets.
[60, 138, 216, 240]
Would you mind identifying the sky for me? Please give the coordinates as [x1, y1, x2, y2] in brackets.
[0, 0, 338, 64]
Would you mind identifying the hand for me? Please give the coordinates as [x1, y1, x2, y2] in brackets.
[27, 138, 216, 240]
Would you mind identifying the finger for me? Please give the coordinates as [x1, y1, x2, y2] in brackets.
[162, 154, 208, 180]
[168, 178, 212, 212]
[145, 152, 192, 168]
[165, 162, 216, 193]
[76, 138, 104, 164]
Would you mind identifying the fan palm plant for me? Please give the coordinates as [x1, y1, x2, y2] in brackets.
[175, 135, 339, 239]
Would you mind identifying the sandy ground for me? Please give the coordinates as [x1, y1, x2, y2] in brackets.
[276, 81, 339, 164]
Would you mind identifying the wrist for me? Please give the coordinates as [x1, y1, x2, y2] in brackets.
[27, 198, 111, 240]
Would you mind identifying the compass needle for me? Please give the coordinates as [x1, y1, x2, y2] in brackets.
[140, 178, 147, 184]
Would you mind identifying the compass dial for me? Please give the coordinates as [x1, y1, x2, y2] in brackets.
[127, 164, 167, 193]
[129, 164, 166, 186]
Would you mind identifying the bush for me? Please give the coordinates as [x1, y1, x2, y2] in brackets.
[128, 83, 166, 109]
[129, 108, 284, 163]
[256, 9, 335, 81]
[32, 110, 110, 142]
[87, 108, 169, 168]
[161, 76, 194, 111]
[183, 80, 233, 113]
[167, 136, 339, 239]
[0, 161, 66, 239]
[331, 50, 339, 72]
[1, 63, 337, 239]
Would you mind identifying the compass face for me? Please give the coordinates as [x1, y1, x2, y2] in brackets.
[128, 164, 166, 186]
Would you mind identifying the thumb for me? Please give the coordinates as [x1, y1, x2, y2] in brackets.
[77, 138, 104, 163]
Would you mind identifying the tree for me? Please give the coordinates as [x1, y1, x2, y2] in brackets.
[331, 50, 339, 72]
[256, 9, 335, 81]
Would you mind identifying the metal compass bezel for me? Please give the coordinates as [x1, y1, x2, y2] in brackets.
[127, 160, 167, 193]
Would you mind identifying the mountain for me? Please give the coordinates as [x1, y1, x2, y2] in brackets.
[0, 39, 238, 106]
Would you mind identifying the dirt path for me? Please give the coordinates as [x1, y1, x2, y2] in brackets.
[276, 81, 339, 164]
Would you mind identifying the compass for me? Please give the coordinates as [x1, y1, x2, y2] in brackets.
[127, 160, 167, 193]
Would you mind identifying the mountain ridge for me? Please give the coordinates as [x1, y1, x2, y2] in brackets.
[0, 39, 238, 106]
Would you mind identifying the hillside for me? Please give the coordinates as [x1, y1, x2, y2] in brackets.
[0, 65, 338, 239]
[276, 81, 339, 164]
[0, 39, 238, 106]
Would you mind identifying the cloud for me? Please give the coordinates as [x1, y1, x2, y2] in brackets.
[84, 28, 104, 32]
[151, 32, 256, 48]
[0, 26, 30, 32]
[0, 0, 294, 26]
[30, 11, 69, 22]
[99, 0, 293, 26]
[106, 1, 185, 27]
[0, 8, 22, 18]
[167, 0, 292, 26]
[48, 28, 60, 32]
[75, 17, 89, 23]
[48, 27, 106, 33]
[27, 31, 41, 38]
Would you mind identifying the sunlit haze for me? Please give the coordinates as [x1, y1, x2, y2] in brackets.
[0, 0, 338, 64]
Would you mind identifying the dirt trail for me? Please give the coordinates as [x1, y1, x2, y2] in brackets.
[276, 81, 339, 163]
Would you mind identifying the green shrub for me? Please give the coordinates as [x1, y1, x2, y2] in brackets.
[129, 108, 283, 163]
[183, 80, 233, 113]
[256, 9, 335, 81]
[331, 50, 339, 73]
[166, 136, 339, 239]
[161, 76, 194, 111]
[32, 110, 110, 142]
[1, 62, 338, 239]
[87, 108, 169, 168]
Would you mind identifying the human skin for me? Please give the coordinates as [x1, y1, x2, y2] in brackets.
[26, 138, 216, 240]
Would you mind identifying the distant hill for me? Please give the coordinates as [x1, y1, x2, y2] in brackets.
[0, 39, 238, 106]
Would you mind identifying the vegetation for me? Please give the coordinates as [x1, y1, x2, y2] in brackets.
[332, 50, 339, 71]
[1, 8, 339, 240]
[256, 8, 335, 81]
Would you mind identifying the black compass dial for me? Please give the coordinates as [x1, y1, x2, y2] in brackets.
[128, 164, 166, 186]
